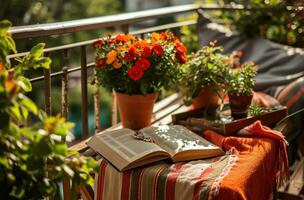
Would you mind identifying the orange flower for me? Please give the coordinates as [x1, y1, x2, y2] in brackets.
[5, 71, 18, 94]
[116, 46, 128, 53]
[115, 34, 132, 43]
[106, 50, 117, 64]
[151, 33, 161, 42]
[160, 32, 168, 40]
[113, 60, 122, 69]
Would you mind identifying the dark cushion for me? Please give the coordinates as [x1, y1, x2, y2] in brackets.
[197, 13, 304, 91]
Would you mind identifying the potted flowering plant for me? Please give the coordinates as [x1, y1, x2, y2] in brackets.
[227, 61, 257, 119]
[182, 42, 229, 109]
[93, 32, 186, 129]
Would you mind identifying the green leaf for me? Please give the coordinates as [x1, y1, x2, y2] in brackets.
[14, 57, 23, 63]
[17, 76, 32, 92]
[20, 106, 29, 120]
[32, 140, 52, 157]
[140, 82, 148, 95]
[5, 36, 16, 54]
[38, 110, 47, 120]
[52, 144, 68, 154]
[62, 165, 74, 177]
[20, 95, 38, 115]
[33, 57, 52, 69]
[87, 158, 99, 169]
[8, 123, 20, 137]
[9, 102, 21, 121]
[29, 43, 45, 59]
[10, 186, 25, 199]
[0, 20, 12, 36]
[0, 157, 10, 169]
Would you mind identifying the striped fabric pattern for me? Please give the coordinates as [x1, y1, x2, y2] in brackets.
[95, 152, 238, 200]
[270, 77, 304, 162]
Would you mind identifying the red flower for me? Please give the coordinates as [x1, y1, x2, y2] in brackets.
[176, 52, 187, 64]
[124, 46, 138, 61]
[175, 41, 187, 54]
[175, 42, 187, 64]
[0, 61, 4, 73]
[95, 58, 107, 68]
[128, 66, 144, 81]
[160, 32, 168, 40]
[141, 46, 151, 58]
[92, 39, 104, 48]
[135, 58, 151, 71]
[152, 44, 163, 56]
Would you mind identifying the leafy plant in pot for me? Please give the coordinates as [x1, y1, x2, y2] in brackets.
[182, 42, 229, 112]
[227, 62, 257, 119]
[93, 32, 186, 130]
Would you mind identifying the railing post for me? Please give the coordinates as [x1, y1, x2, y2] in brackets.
[94, 70, 101, 133]
[44, 52, 52, 116]
[122, 24, 129, 34]
[81, 45, 89, 139]
[61, 67, 68, 141]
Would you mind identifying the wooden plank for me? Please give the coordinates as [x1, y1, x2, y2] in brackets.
[287, 157, 304, 195]
[276, 191, 303, 200]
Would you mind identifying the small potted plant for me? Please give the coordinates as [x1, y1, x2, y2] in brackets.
[93, 32, 186, 130]
[182, 42, 229, 109]
[227, 61, 257, 119]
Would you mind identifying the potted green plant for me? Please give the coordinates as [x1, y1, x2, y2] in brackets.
[0, 20, 98, 199]
[227, 62, 257, 119]
[93, 32, 186, 130]
[182, 42, 229, 109]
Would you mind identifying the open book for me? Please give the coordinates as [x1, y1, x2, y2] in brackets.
[87, 125, 224, 171]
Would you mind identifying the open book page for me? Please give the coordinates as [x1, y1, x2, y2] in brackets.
[87, 128, 169, 171]
[141, 125, 224, 161]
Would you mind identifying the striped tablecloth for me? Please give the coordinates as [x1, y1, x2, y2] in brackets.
[95, 133, 282, 200]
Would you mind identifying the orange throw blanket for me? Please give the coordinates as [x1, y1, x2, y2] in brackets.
[203, 121, 289, 200]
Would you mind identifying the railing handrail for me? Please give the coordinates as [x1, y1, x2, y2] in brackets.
[9, 3, 303, 39]
[9, 4, 200, 39]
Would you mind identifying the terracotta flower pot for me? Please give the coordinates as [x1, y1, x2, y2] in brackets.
[115, 92, 157, 130]
[191, 86, 221, 109]
[228, 93, 253, 119]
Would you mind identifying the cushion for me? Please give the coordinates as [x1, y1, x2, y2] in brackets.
[197, 13, 304, 91]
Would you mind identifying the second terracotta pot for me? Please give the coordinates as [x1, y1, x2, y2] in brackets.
[228, 93, 253, 119]
[191, 86, 221, 109]
[115, 92, 157, 130]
